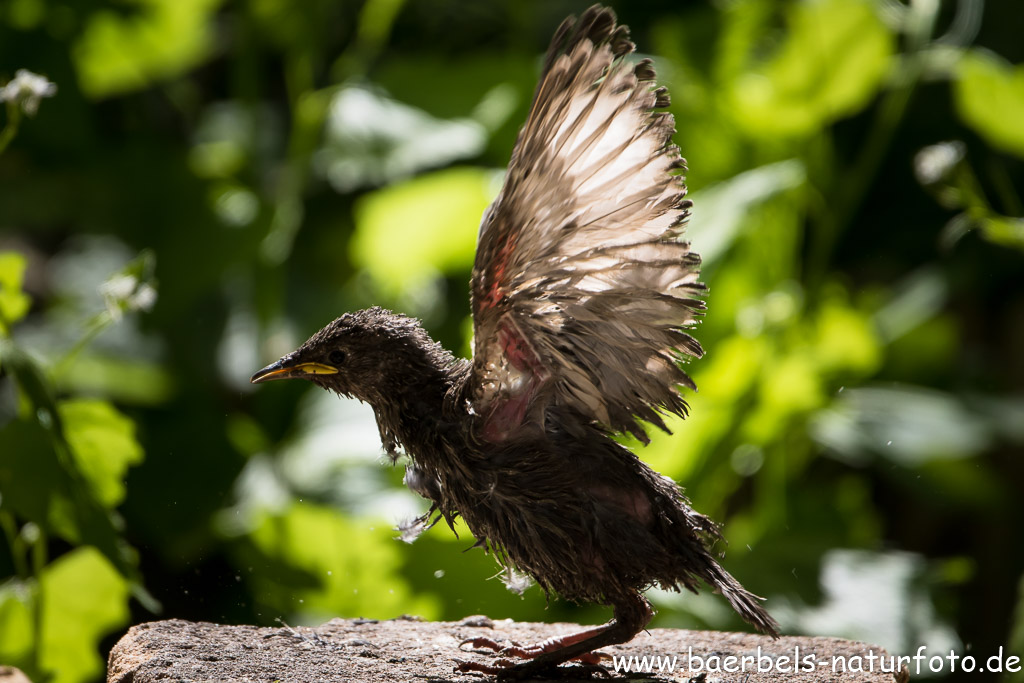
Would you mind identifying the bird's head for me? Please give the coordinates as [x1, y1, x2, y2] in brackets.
[250, 306, 441, 402]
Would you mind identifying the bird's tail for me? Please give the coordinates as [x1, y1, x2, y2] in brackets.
[696, 554, 781, 637]
[665, 499, 781, 637]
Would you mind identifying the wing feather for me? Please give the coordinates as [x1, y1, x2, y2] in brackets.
[470, 5, 704, 443]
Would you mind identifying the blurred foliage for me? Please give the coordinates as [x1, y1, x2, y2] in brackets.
[1, 0, 1023, 681]
[955, 50, 1024, 160]
[73, 0, 224, 98]
[0, 251, 156, 682]
[727, 0, 895, 136]
[351, 166, 498, 296]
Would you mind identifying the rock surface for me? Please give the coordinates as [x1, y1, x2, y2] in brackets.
[107, 617, 908, 682]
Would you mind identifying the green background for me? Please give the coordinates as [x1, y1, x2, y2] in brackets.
[1, 0, 1023, 681]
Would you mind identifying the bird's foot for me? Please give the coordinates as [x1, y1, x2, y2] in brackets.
[458, 636, 613, 678]
[454, 657, 518, 676]
[460, 636, 608, 665]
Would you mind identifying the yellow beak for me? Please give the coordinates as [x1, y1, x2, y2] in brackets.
[250, 359, 339, 384]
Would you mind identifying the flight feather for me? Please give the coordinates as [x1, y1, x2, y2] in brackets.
[470, 5, 705, 443]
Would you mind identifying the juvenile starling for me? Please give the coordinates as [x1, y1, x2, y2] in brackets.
[252, 4, 779, 677]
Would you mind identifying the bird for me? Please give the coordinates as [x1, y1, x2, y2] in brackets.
[251, 4, 779, 677]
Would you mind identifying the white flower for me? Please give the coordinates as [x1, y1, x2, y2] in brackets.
[914, 141, 966, 186]
[100, 274, 158, 321]
[1, 69, 57, 116]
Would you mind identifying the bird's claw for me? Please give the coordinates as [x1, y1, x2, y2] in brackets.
[460, 636, 518, 653]
[454, 657, 518, 675]
[457, 637, 613, 679]
[460, 637, 610, 665]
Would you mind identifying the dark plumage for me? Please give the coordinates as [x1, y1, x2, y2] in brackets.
[252, 5, 779, 677]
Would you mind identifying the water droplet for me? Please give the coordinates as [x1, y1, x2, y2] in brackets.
[434, 569, 445, 579]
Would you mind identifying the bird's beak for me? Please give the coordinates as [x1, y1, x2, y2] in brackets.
[250, 358, 339, 384]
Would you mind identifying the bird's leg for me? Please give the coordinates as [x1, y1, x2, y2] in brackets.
[462, 626, 610, 664]
[457, 593, 652, 678]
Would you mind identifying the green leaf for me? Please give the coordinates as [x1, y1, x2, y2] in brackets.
[759, 353, 826, 416]
[351, 167, 498, 295]
[0, 251, 31, 333]
[687, 160, 806, 266]
[635, 335, 768, 480]
[0, 581, 35, 667]
[979, 215, 1024, 251]
[728, 0, 894, 136]
[0, 418, 79, 540]
[39, 547, 131, 683]
[318, 85, 498, 192]
[0, 343, 142, 582]
[56, 355, 175, 406]
[243, 503, 440, 621]
[60, 400, 145, 508]
[72, 0, 224, 98]
[7, 0, 46, 30]
[811, 301, 881, 375]
[955, 51, 1024, 159]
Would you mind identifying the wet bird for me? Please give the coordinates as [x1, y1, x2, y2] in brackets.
[252, 5, 779, 677]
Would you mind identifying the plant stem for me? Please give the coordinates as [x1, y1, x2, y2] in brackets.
[0, 101, 22, 155]
[0, 511, 28, 578]
[52, 311, 113, 380]
[806, 2, 938, 290]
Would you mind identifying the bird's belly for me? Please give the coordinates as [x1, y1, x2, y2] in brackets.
[431, 435, 686, 602]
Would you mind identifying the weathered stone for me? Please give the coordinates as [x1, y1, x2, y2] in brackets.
[107, 617, 908, 682]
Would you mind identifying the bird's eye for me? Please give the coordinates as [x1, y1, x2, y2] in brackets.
[328, 350, 346, 365]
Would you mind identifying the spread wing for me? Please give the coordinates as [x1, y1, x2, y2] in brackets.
[469, 5, 705, 443]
